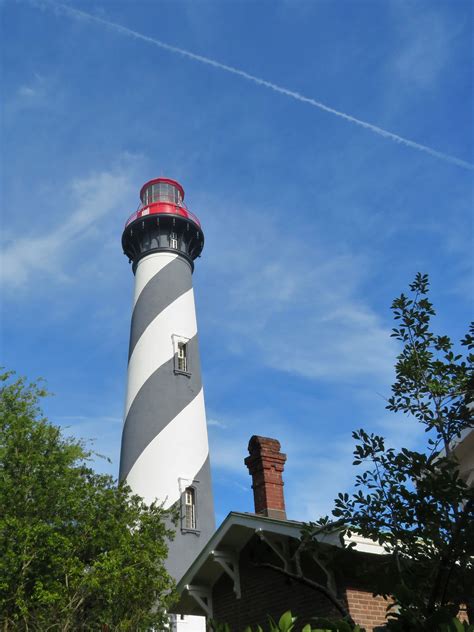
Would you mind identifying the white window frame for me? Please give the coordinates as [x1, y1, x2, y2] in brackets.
[184, 487, 196, 530]
[172, 334, 191, 376]
[178, 477, 200, 533]
[170, 231, 178, 249]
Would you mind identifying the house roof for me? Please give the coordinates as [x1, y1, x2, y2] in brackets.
[452, 428, 474, 486]
[174, 511, 383, 616]
[437, 427, 474, 487]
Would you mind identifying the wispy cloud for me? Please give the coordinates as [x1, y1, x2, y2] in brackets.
[5, 73, 51, 113]
[18, 72, 45, 95]
[31, 0, 474, 171]
[56, 414, 122, 424]
[208, 408, 424, 521]
[286, 436, 356, 520]
[209, 434, 246, 475]
[201, 202, 397, 384]
[278, 409, 425, 521]
[207, 418, 227, 429]
[58, 413, 123, 476]
[0, 159, 137, 290]
[207, 409, 293, 477]
[391, 7, 456, 89]
[18, 85, 38, 97]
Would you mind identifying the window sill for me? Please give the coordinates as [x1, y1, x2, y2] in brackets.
[174, 369, 192, 378]
[181, 528, 200, 536]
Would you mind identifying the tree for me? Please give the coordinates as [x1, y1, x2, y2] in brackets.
[304, 274, 474, 630]
[0, 371, 176, 631]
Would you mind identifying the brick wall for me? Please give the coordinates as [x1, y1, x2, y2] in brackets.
[345, 587, 390, 632]
[210, 535, 398, 631]
[212, 538, 341, 630]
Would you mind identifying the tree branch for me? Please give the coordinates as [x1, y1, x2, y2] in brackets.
[256, 561, 355, 625]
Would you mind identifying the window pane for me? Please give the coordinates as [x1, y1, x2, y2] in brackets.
[146, 181, 181, 204]
[177, 342, 187, 371]
[184, 487, 196, 529]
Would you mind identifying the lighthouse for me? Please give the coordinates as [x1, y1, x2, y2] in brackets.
[119, 177, 215, 582]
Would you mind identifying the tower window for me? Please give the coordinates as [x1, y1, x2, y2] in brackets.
[170, 231, 178, 249]
[184, 487, 196, 530]
[173, 334, 191, 375]
[177, 342, 187, 372]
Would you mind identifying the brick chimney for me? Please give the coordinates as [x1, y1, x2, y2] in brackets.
[244, 435, 287, 520]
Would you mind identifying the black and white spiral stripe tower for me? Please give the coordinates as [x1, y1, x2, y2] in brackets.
[120, 177, 215, 582]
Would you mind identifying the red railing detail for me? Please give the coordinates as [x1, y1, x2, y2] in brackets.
[124, 202, 201, 229]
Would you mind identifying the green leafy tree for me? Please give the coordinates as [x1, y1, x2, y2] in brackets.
[210, 610, 367, 632]
[305, 274, 474, 631]
[0, 371, 176, 631]
[211, 609, 474, 632]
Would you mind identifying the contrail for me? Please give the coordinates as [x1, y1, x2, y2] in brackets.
[35, 0, 473, 171]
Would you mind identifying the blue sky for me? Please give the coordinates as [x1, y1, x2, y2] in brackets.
[1, 0, 473, 525]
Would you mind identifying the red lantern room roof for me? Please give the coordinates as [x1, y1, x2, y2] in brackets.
[125, 177, 201, 229]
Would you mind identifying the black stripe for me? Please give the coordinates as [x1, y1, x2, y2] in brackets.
[165, 454, 215, 582]
[128, 257, 193, 362]
[119, 334, 202, 481]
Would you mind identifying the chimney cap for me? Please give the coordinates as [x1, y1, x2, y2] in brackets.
[247, 435, 282, 453]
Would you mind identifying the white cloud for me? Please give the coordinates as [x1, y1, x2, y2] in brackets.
[207, 417, 227, 428]
[56, 414, 122, 423]
[208, 416, 372, 521]
[391, 8, 456, 89]
[207, 409, 294, 477]
[375, 412, 425, 452]
[58, 413, 123, 476]
[209, 434, 245, 475]
[285, 436, 356, 520]
[18, 86, 38, 97]
[11, 73, 50, 109]
[207, 408, 358, 521]
[283, 409, 426, 521]
[0, 158, 138, 290]
[201, 201, 397, 385]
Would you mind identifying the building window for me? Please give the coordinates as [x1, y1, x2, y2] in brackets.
[177, 341, 187, 372]
[170, 231, 178, 249]
[184, 487, 196, 530]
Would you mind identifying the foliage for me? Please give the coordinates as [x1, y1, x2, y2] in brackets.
[305, 274, 474, 630]
[210, 610, 365, 632]
[210, 608, 474, 632]
[304, 616, 365, 632]
[0, 371, 176, 630]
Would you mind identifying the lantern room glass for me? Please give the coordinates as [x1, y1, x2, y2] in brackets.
[143, 182, 182, 206]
